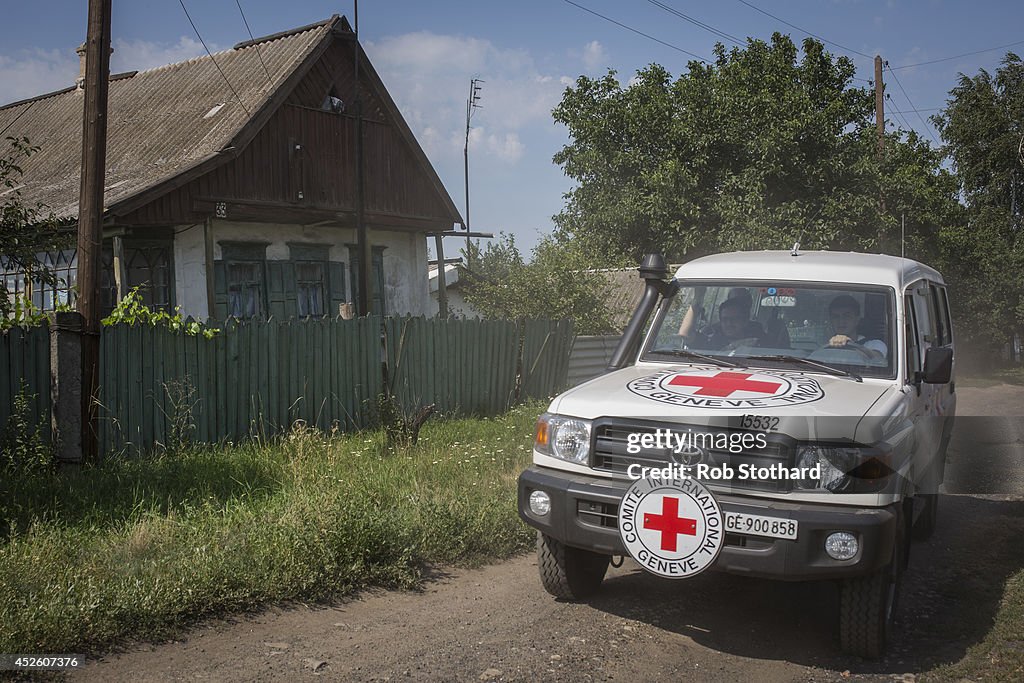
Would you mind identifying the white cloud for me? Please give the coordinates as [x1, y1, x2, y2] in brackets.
[365, 31, 571, 164]
[0, 48, 78, 104]
[485, 131, 524, 163]
[0, 36, 208, 106]
[581, 40, 607, 71]
[111, 36, 207, 73]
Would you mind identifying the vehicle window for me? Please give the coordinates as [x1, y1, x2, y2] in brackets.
[930, 284, 952, 346]
[940, 287, 953, 345]
[905, 293, 922, 379]
[644, 281, 897, 378]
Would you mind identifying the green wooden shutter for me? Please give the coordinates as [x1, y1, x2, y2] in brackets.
[266, 261, 297, 319]
[328, 262, 346, 317]
[348, 246, 386, 316]
[212, 260, 228, 320]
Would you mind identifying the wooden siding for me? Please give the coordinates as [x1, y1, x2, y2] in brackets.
[117, 41, 453, 228]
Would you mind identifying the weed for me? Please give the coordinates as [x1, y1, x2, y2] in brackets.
[0, 379, 51, 475]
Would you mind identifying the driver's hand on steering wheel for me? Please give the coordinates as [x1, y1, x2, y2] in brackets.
[827, 334, 853, 347]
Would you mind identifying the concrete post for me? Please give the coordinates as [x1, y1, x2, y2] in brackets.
[50, 311, 84, 463]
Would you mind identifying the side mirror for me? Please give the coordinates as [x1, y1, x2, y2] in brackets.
[922, 346, 953, 384]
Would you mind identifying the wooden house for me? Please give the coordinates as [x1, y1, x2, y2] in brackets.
[0, 15, 462, 319]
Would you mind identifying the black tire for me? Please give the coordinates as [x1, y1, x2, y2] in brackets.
[536, 532, 609, 600]
[912, 493, 938, 541]
[839, 522, 905, 659]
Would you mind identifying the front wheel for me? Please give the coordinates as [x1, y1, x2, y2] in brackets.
[838, 522, 905, 659]
[536, 532, 609, 600]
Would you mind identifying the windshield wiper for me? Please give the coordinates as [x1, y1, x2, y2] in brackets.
[745, 355, 862, 382]
[647, 348, 741, 367]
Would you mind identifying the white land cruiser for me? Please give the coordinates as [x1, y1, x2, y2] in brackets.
[518, 250, 956, 659]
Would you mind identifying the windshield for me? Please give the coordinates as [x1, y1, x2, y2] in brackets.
[643, 281, 897, 379]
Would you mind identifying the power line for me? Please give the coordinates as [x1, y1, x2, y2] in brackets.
[234, 0, 272, 84]
[885, 63, 940, 146]
[559, 0, 708, 63]
[734, 0, 874, 60]
[177, 0, 251, 116]
[646, 0, 743, 46]
[885, 93, 914, 133]
[890, 39, 1024, 71]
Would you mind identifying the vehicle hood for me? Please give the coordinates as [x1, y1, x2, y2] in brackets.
[550, 364, 895, 441]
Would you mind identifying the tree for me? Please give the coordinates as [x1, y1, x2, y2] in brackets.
[460, 234, 619, 335]
[933, 54, 1024, 354]
[552, 34, 958, 263]
[0, 136, 64, 322]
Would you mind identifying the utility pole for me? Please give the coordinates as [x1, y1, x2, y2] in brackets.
[76, 0, 112, 461]
[353, 0, 372, 315]
[875, 55, 887, 249]
[875, 55, 885, 161]
[464, 78, 482, 267]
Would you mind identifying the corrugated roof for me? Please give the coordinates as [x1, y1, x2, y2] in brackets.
[0, 17, 337, 219]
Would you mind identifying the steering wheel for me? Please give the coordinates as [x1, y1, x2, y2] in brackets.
[721, 337, 760, 354]
[826, 340, 878, 361]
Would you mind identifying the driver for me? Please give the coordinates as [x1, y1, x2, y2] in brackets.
[826, 295, 887, 357]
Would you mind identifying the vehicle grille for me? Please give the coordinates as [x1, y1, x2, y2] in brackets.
[591, 420, 796, 492]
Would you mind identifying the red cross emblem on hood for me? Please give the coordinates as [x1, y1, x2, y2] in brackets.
[668, 371, 782, 398]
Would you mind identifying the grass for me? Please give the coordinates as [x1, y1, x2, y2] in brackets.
[925, 568, 1024, 681]
[0, 402, 542, 654]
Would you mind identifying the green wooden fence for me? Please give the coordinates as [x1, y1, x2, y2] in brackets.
[0, 323, 50, 441]
[96, 316, 573, 455]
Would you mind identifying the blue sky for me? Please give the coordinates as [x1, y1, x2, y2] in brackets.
[2, 1, 1023, 258]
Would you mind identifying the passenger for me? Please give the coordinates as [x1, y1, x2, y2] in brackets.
[681, 295, 764, 350]
[825, 295, 887, 357]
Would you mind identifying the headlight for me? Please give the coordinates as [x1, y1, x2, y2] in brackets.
[534, 413, 592, 464]
[796, 446, 853, 492]
[795, 445, 892, 493]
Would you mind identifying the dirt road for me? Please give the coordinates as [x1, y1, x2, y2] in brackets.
[72, 385, 1024, 682]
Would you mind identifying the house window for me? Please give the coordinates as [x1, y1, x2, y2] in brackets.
[218, 242, 268, 319]
[34, 249, 78, 310]
[288, 244, 331, 318]
[124, 243, 172, 310]
[296, 262, 325, 316]
[0, 249, 77, 312]
[0, 255, 30, 309]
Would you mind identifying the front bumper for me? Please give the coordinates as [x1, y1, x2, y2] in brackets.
[518, 466, 899, 581]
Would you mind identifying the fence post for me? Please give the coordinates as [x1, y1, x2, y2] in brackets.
[49, 311, 83, 462]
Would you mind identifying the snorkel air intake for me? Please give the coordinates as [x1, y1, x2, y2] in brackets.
[606, 253, 677, 372]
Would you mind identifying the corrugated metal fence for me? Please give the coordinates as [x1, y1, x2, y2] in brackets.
[95, 316, 573, 454]
[566, 334, 621, 387]
[0, 323, 50, 439]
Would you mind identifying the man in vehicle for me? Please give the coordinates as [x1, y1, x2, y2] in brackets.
[679, 290, 765, 350]
[826, 294, 887, 357]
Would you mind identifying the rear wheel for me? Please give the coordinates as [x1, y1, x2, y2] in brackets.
[537, 532, 609, 600]
[839, 519, 905, 659]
